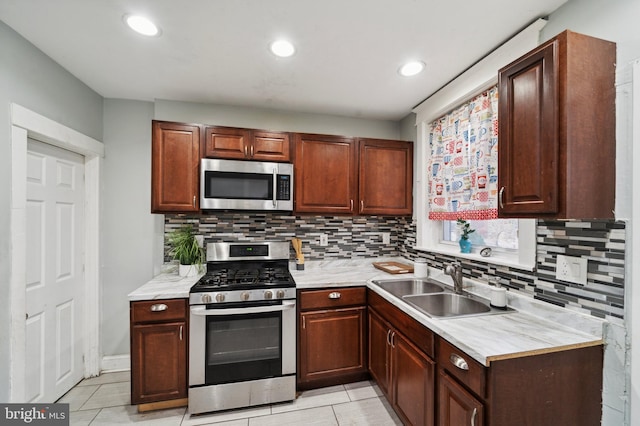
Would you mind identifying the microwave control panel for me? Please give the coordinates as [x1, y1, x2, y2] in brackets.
[276, 175, 291, 200]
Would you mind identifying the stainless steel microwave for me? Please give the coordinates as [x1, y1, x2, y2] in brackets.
[200, 159, 294, 211]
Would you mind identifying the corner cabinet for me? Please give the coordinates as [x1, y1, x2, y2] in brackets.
[297, 287, 368, 390]
[130, 299, 188, 410]
[151, 121, 201, 213]
[203, 126, 291, 162]
[294, 134, 413, 215]
[498, 30, 616, 219]
[368, 290, 603, 426]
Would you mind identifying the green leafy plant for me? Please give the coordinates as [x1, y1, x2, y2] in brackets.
[456, 219, 475, 241]
[167, 225, 204, 267]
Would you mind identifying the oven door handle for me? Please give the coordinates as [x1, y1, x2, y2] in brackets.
[190, 300, 295, 316]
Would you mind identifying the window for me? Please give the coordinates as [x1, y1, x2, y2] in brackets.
[416, 216, 536, 270]
[443, 219, 519, 250]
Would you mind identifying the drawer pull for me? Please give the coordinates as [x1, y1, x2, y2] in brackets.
[150, 303, 168, 312]
[450, 353, 469, 371]
[328, 292, 341, 299]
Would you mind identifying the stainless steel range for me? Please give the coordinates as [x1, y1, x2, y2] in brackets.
[188, 241, 297, 415]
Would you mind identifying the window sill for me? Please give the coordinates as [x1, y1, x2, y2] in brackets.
[414, 244, 536, 272]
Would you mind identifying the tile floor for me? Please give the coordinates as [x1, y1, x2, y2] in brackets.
[58, 372, 402, 425]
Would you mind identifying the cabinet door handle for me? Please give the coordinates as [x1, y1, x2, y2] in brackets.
[244, 145, 248, 157]
[390, 331, 396, 348]
[150, 303, 168, 312]
[450, 353, 469, 371]
[179, 325, 183, 341]
[250, 145, 254, 157]
[499, 186, 505, 209]
[471, 407, 477, 426]
[386, 329, 392, 346]
[360, 200, 364, 211]
[328, 292, 341, 299]
[302, 316, 306, 329]
[350, 199, 354, 211]
[193, 195, 196, 208]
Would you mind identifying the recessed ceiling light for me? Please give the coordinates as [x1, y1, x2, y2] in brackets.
[270, 40, 295, 58]
[399, 61, 425, 77]
[124, 14, 160, 37]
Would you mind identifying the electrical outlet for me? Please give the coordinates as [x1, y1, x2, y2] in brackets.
[382, 232, 391, 245]
[319, 234, 328, 246]
[555, 254, 588, 285]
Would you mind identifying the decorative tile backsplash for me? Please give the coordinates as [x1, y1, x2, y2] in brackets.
[165, 213, 402, 261]
[165, 214, 626, 321]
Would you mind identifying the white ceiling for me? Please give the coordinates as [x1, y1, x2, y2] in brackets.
[0, 0, 568, 121]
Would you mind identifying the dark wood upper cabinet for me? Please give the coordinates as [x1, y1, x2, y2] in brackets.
[294, 133, 358, 214]
[498, 30, 616, 219]
[151, 120, 200, 213]
[359, 138, 413, 215]
[294, 134, 413, 215]
[204, 126, 290, 162]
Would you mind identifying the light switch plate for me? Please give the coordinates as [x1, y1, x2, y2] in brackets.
[555, 254, 588, 285]
[319, 234, 328, 246]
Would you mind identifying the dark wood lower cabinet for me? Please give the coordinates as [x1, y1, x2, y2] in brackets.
[368, 289, 603, 426]
[392, 332, 435, 426]
[130, 299, 188, 408]
[438, 371, 483, 426]
[368, 306, 435, 426]
[297, 288, 368, 390]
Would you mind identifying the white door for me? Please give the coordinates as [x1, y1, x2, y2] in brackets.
[25, 139, 85, 402]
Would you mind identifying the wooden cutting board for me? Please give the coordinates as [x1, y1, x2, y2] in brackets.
[373, 261, 414, 274]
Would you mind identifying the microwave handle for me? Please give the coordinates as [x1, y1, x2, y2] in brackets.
[272, 168, 277, 207]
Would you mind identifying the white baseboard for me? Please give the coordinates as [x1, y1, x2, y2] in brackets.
[101, 354, 130, 373]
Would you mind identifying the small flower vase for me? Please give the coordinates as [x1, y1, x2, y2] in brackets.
[459, 238, 472, 254]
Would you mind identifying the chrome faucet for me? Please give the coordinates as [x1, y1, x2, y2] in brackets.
[445, 262, 464, 294]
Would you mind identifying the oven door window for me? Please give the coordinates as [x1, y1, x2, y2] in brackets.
[204, 171, 273, 200]
[205, 310, 282, 385]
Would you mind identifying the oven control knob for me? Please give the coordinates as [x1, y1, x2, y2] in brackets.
[215, 293, 225, 303]
[276, 290, 285, 299]
[241, 291, 250, 301]
[264, 290, 273, 300]
[201, 294, 212, 304]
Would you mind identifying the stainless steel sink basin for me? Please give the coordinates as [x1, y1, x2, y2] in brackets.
[372, 278, 445, 298]
[403, 293, 513, 318]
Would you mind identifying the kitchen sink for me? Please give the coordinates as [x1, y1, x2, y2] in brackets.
[403, 293, 514, 319]
[371, 278, 446, 298]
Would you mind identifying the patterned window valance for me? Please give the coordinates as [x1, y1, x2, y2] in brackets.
[427, 86, 499, 220]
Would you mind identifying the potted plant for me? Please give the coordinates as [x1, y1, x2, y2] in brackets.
[167, 225, 204, 277]
[456, 219, 475, 253]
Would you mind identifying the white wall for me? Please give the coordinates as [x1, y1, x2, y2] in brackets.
[101, 99, 160, 358]
[0, 21, 103, 401]
[154, 99, 402, 140]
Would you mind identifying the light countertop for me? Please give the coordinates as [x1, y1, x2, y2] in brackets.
[128, 258, 605, 366]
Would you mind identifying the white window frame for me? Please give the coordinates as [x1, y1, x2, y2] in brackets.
[412, 20, 546, 272]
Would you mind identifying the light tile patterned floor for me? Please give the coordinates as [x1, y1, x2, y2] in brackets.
[59, 372, 402, 425]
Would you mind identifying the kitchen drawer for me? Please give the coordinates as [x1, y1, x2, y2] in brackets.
[299, 287, 366, 311]
[131, 299, 187, 324]
[437, 337, 486, 399]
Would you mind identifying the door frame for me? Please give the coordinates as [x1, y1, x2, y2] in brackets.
[9, 103, 104, 402]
